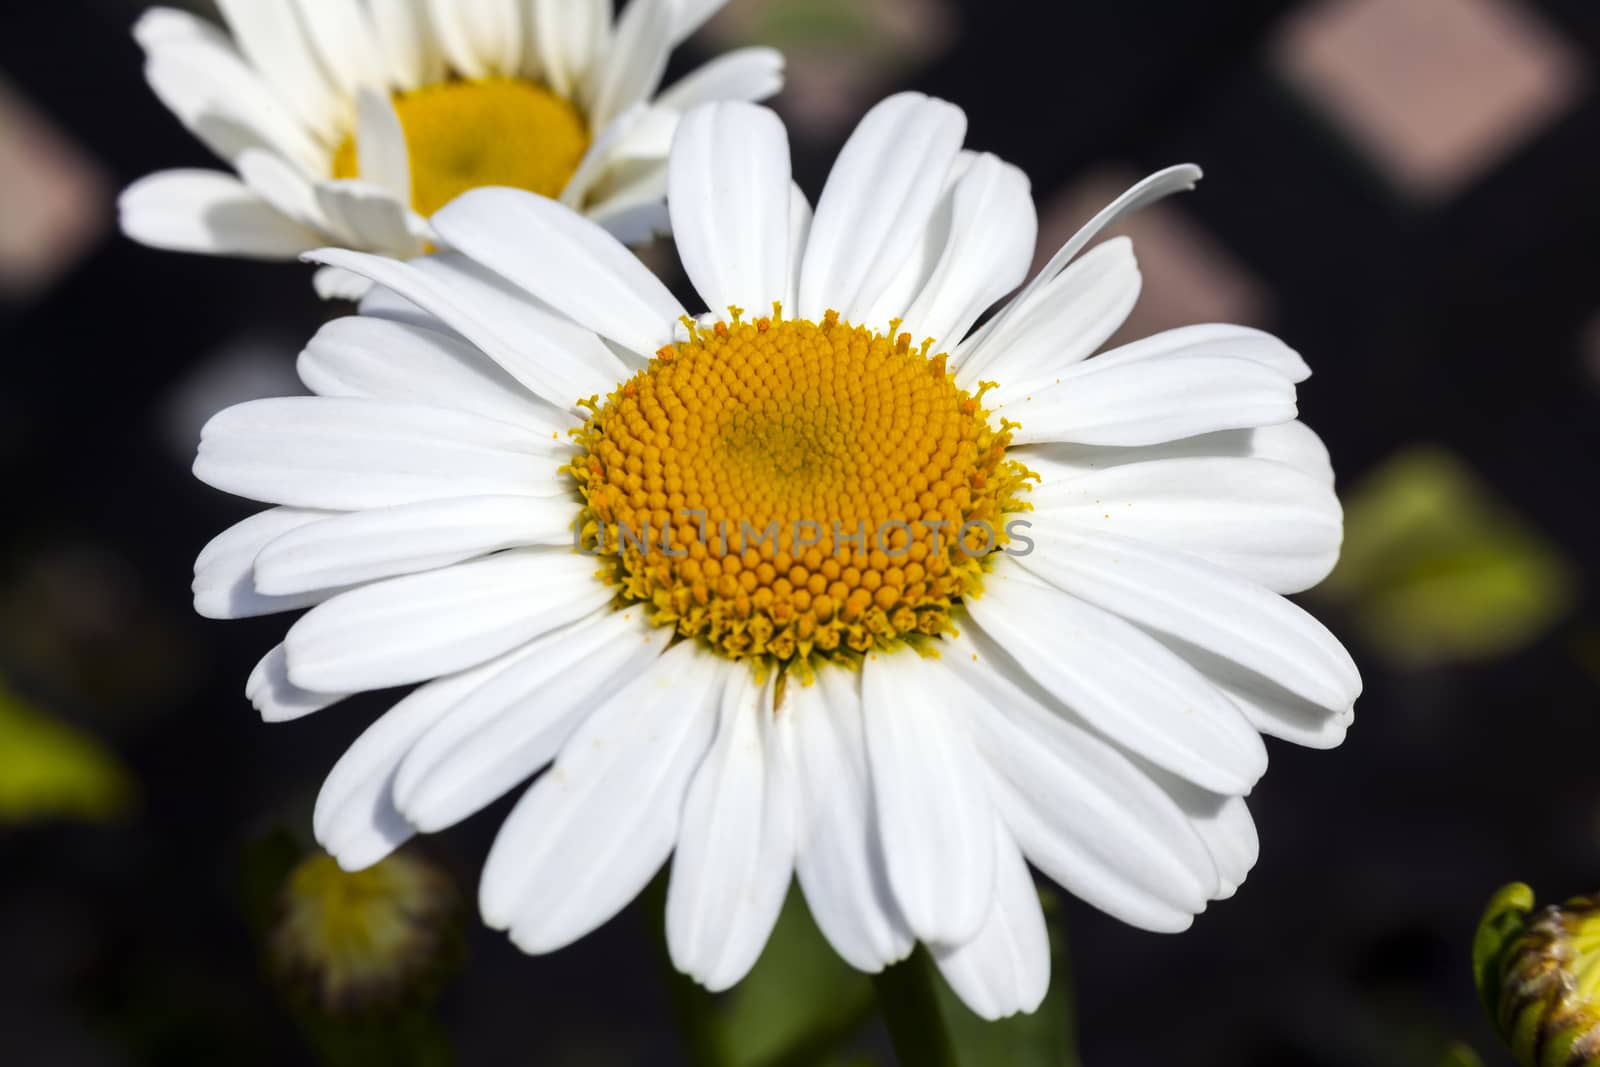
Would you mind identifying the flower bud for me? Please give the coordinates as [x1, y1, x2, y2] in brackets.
[268, 849, 462, 1018]
[1475, 883, 1600, 1067]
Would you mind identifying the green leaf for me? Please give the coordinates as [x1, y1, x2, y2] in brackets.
[0, 678, 133, 823]
[1440, 1041, 1486, 1067]
[1319, 447, 1575, 666]
[1472, 882, 1535, 1023]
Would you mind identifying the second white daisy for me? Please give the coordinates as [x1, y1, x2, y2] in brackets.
[120, 0, 781, 297]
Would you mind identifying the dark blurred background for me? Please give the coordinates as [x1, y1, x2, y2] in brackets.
[2, 0, 1599, 1064]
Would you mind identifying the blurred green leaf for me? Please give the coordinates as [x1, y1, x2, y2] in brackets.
[1441, 1040, 1486, 1067]
[1319, 447, 1575, 666]
[0, 678, 133, 823]
[1472, 882, 1535, 1021]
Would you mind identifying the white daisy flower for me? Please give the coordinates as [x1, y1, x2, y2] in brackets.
[119, 0, 779, 298]
[191, 93, 1361, 1019]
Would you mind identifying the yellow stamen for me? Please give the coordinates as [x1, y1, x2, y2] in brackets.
[333, 77, 590, 218]
[569, 310, 1035, 671]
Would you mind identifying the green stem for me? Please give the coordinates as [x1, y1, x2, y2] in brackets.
[871, 950, 961, 1067]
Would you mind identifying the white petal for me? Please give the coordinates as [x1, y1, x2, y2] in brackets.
[1144, 767, 1259, 900]
[1014, 525, 1359, 716]
[1017, 422, 1332, 488]
[193, 505, 336, 619]
[139, 27, 328, 174]
[930, 824, 1049, 1021]
[394, 608, 670, 831]
[1028, 455, 1343, 594]
[369, 0, 446, 88]
[669, 0, 727, 43]
[955, 237, 1140, 388]
[996, 355, 1297, 447]
[292, 0, 386, 96]
[195, 396, 569, 509]
[1065, 323, 1310, 386]
[313, 179, 422, 255]
[297, 314, 575, 429]
[236, 149, 337, 234]
[667, 668, 795, 992]
[254, 495, 576, 594]
[305, 249, 620, 409]
[943, 639, 1218, 929]
[479, 643, 726, 950]
[247, 643, 348, 722]
[861, 652, 996, 945]
[786, 666, 914, 972]
[968, 165, 1200, 357]
[429, 188, 686, 355]
[313, 648, 530, 869]
[284, 548, 609, 692]
[584, 0, 674, 128]
[669, 102, 790, 318]
[798, 93, 966, 323]
[313, 265, 375, 301]
[121, 171, 323, 259]
[135, 7, 232, 51]
[559, 103, 676, 211]
[902, 153, 1036, 352]
[965, 563, 1267, 795]
[529, 0, 609, 96]
[215, 0, 342, 139]
[656, 47, 785, 112]
[354, 89, 412, 203]
[1209, 663, 1354, 751]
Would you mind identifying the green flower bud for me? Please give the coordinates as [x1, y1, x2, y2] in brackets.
[268, 850, 462, 1018]
[1475, 883, 1600, 1067]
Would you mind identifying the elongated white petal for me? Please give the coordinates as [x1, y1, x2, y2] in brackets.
[559, 103, 675, 211]
[943, 639, 1219, 928]
[656, 48, 785, 112]
[314, 648, 533, 869]
[667, 669, 795, 992]
[965, 564, 1266, 795]
[862, 652, 996, 945]
[193, 505, 336, 619]
[997, 355, 1297, 447]
[1143, 766, 1259, 900]
[584, 0, 674, 128]
[1208, 662, 1355, 750]
[786, 666, 914, 972]
[395, 609, 670, 831]
[479, 642, 726, 950]
[236, 149, 336, 234]
[530, 0, 609, 97]
[1054, 323, 1311, 388]
[956, 237, 1140, 387]
[195, 397, 569, 509]
[121, 171, 324, 259]
[1015, 525, 1359, 716]
[786, 184, 812, 310]
[312, 248, 624, 408]
[369, 0, 445, 88]
[293, 0, 386, 96]
[313, 179, 420, 256]
[255, 495, 576, 595]
[902, 153, 1036, 352]
[426, 0, 518, 78]
[968, 165, 1200, 356]
[354, 89, 412, 203]
[1017, 421, 1333, 489]
[931, 824, 1049, 1021]
[215, 0, 342, 139]
[1029, 456, 1343, 594]
[798, 93, 966, 322]
[430, 188, 685, 357]
[297, 315, 573, 430]
[670, 102, 791, 318]
[670, 0, 727, 43]
[247, 643, 348, 722]
[285, 548, 608, 692]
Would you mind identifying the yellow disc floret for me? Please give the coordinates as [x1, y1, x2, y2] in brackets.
[333, 78, 590, 218]
[569, 309, 1035, 671]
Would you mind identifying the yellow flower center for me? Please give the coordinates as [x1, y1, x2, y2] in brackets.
[333, 78, 590, 218]
[569, 309, 1035, 672]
